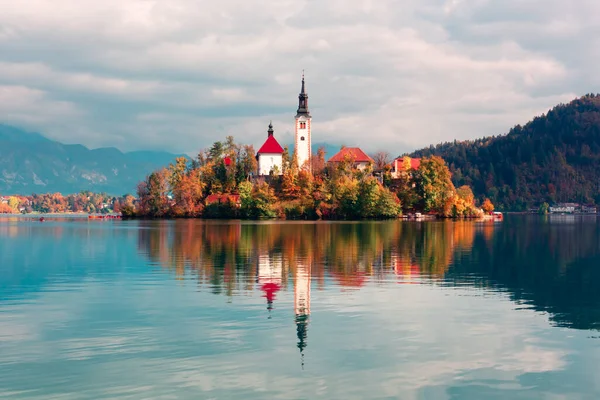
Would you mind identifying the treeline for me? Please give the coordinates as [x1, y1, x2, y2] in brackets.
[411, 94, 600, 210]
[129, 137, 492, 220]
[0, 192, 135, 214]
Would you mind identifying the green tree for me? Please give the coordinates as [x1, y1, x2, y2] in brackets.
[415, 156, 456, 213]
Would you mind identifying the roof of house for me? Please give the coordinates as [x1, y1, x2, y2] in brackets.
[392, 157, 421, 170]
[257, 135, 284, 154]
[409, 158, 421, 170]
[328, 147, 374, 163]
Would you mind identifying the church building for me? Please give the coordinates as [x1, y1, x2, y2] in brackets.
[256, 74, 312, 175]
[256, 122, 284, 176]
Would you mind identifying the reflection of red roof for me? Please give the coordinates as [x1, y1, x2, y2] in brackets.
[205, 194, 240, 205]
[261, 282, 281, 303]
[257, 135, 284, 154]
[328, 147, 374, 163]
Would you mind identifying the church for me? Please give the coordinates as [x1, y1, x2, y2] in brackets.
[256, 74, 312, 175]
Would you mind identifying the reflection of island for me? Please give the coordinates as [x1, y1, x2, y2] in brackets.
[136, 218, 600, 332]
[294, 262, 311, 367]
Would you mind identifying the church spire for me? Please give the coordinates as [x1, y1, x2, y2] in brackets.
[296, 71, 310, 117]
[267, 121, 274, 137]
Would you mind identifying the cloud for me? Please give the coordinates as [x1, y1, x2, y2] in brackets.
[0, 0, 594, 154]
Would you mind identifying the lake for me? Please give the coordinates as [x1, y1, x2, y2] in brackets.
[1, 215, 600, 399]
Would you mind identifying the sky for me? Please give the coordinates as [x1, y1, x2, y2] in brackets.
[0, 0, 598, 155]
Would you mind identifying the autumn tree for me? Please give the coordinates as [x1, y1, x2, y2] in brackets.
[310, 146, 327, 177]
[482, 198, 495, 214]
[137, 168, 171, 216]
[414, 156, 456, 214]
[372, 151, 391, 171]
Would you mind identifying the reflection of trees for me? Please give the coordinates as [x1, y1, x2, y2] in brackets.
[138, 218, 600, 331]
[447, 217, 600, 330]
[137, 220, 486, 293]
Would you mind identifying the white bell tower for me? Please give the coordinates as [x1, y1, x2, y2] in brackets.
[294, 72, 311, 171]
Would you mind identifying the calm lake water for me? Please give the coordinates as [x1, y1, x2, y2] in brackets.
[1, 216, 600, 399]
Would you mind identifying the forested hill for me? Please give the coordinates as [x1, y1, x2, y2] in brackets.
[411, 94, 600, 210]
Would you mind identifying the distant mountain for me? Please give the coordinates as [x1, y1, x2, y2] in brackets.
[0, 125, 186, 195]
[411, 94, 600, 210]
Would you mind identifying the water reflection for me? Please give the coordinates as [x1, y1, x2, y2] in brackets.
[135, 217, 600, 333]
[2, 216, 600, 398]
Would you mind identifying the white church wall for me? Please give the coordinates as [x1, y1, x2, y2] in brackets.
[258, 153, 283, 176]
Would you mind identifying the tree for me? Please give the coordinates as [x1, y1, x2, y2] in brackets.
[8, 196, 19, 211]
[137, 168, 171, 216]
[310, 146, 327, 177]
[456, 186, 475, 208]
[538, 202, 549, 215]
[281, 170, 300, 200]
[237, 144, 258, 181]
[482, 198, 495, 214]
[169, 157, 189, 190]
[372, 151, 391, 171]
[414, 156, 456, 213]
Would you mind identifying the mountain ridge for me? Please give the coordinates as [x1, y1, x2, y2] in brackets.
[0, 125, 186, 195]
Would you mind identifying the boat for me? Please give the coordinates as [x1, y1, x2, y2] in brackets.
[492, 211, 503, 221]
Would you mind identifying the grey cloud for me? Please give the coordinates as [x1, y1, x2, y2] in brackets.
[0, 0, 595, 154]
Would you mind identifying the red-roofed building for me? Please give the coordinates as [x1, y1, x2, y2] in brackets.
[390, 157, 421, 178]
[327, 147, 374, 171]
[256, 122, 284, 176]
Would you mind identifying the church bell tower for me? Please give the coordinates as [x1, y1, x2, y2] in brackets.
[295, 72, 311, 170]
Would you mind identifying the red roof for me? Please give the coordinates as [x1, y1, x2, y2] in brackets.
[392, 157, 421, 170]
[223, 156, 232, 166]
[328, 147, 374, 163]
[257, 135, 284, 154]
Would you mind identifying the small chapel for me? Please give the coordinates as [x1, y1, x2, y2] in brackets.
[256, 74, 312, 175]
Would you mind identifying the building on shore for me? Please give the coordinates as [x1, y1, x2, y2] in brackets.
[389, 157, 421, 179]
[256, 122, 284, 176]
[327, 147, 374, 171]
[256, 73, 312, 175]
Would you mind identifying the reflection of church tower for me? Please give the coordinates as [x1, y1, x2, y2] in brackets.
[294, 262, 311, 367]
[257, 253, 283, 317]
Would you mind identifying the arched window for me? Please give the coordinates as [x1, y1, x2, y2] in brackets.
[300, 136, 305, 141]
[299, 122, 306, 129]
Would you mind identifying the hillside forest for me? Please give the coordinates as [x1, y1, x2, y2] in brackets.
[411, 95, 600, 210]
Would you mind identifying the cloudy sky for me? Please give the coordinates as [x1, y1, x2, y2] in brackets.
[0, 0, 597, 155]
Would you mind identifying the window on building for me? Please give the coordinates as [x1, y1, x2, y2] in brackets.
[300, 136, 305, 141]
[299, 122, 306, 129]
